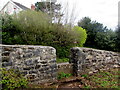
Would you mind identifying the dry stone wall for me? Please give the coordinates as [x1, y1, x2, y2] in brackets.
[1, 45, 57, 84]
[70, 47, 120, 76]
[1, 45, 120, 83]
[57, 62, 73, 74]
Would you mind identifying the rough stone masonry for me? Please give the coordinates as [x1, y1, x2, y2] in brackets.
[1, 45, 120, 84]
[1, 45, 57, 84]
[70, 47, 120, 76]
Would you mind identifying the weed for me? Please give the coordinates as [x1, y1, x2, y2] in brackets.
[88, 68, 119, 88]
[57, 72, 72, 79]
[57, 58, 69, 63]
[0, 68, 28, 89]
[83, 85, 91, 88]
[81, 74, 88, 78]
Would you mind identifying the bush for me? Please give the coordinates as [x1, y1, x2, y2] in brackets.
[72, 26, 87, 47]
[1, 14, 19, 44]
[2, 10, 87, 58]
[0, 68, 28, 89]
[47, 24, 80, 58]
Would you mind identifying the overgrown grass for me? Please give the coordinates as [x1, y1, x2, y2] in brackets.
[81, 68, 120, 88]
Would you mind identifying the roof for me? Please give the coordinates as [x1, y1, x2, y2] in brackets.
[13, 1, 29, 10]
[0, 0, 29, 12]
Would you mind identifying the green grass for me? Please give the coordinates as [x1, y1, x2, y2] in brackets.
[57, 72, 72, 80]
[57, 58, 69, 63]
[82, 68, 120, 88]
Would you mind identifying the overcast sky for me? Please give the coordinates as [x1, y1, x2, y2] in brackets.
[0, 0, 119, 30]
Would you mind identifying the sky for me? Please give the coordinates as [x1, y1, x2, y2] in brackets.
[0, 0, 119, 30]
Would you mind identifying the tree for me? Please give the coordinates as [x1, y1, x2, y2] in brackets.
[2, 10, 87, 58]
[78, 17, 107, 48]
[35, 1, 63, 23]
[78, 17, 117, 51]
[78, 17, 108, 33]
[95, 30, 117, 51]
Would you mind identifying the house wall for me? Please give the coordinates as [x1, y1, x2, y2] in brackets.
[1, 1, 22, 15]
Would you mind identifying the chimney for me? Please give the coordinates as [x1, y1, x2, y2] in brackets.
[31, 4, 35, 10]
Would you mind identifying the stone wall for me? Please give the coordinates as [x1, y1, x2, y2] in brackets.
[70, 47, 120, 76]
[1, 45, 57, 84]
[1, 45, 120, 84]
[57, 62, 73, 74]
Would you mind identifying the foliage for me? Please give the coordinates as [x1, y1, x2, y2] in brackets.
[78, 17, 118, 51]
[0, 68, 28, 90]
[72, 26, 87, 47]
[57, 72, 72, 80]
[57, 58, 69, 63]
[35, 2, 61, 13]
[1, 14, 19, 44]
[13, 10, 52, 45]
[35, 2, 63, 23]
[81, 74, 88, 78]
[95, 30, 117, 51]
[2, 10, 86, 58]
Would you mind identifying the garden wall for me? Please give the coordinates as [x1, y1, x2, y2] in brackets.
[1, 45, 57, 84]
[1, 45, 120, 84]
[70, 47, 120, 76]
[57, 62, 73, 74]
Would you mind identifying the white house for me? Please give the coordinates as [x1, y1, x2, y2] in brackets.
[0, 0, 30, 15]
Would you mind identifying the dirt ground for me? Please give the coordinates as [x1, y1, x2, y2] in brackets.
[28, 68, 119, 89]
[28, 76, 94, 88]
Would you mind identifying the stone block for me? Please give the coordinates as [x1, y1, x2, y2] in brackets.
[2, 62, 12, 67]
[2, 56, 9, 62]
[25, 59, 34, 65]
[35, 65, 41, 69]
[23, 67, 33, 70]
[29, 70, 37, 74]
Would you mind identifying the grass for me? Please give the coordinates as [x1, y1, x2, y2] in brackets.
[27, 68, 119, 89]
[81, 68, 120, 88]
[57, 72, 72, 80]
[57, 58, 69, 63]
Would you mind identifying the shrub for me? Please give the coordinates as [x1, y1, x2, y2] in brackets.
[2, 11, 87, 58]
[13, 10, 52, 45]
[0, 68, 28, 89]
[1, 14, 19, 44]
[47, 24, 80, 58]
[72, 26, 87, 47]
